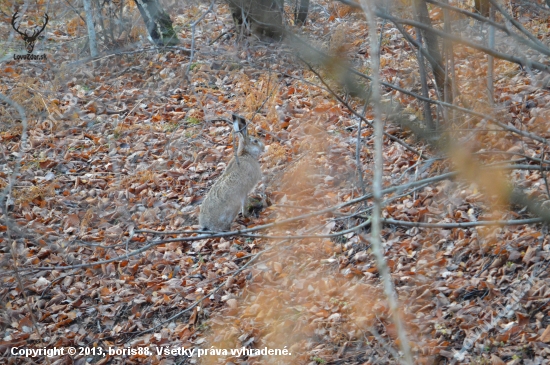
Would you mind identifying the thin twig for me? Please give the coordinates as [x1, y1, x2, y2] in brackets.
[0, 93, 27, 215]
[288, 32, 549, 145]
[67, 46, 191, 67]
[542, 149, 550, 198]
[378, 11, 550, 73]
[487, 3, 495, 105]
[360, 1, 412, 363]
[128, 246, 266, 337]
[488, 0, 550, 55]
[356, 102, 368, 197]
[16, 161, 550, 273]
[301, 59, 428, 159]
[186, 1, 215, 77]
[414, 27, 435, 130]
[426, 0, 505, 31]
[381, 217, 543, 228]
[11, 246, 52, 365]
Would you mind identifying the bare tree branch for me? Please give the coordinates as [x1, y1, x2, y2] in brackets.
[361, 1, 413, 363]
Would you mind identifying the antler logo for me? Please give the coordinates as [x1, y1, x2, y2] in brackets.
[11, 12, 48, 54]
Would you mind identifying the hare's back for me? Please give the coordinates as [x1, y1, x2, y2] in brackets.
[198, 154, 262, 231]
[199, 182, 241, 231]
[226, 155, 262, 193]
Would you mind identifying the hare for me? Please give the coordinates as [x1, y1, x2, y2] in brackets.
[199, 114, 265, 231]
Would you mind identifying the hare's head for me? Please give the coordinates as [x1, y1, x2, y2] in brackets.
[233, 114, 265, 159]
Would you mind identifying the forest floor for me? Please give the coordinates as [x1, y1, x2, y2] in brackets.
[2, 1, 550, 364]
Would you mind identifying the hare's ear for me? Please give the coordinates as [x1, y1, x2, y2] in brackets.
[232, 114, 248, 137]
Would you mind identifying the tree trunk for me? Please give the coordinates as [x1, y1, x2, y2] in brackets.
[475, 0, 490, 17]
[227, 0, 284, 40]
[412, 0, 450, 103]
[134, 0, 179, 46]
[83, 0, 98, 57]
[295, 0, 309, 25]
